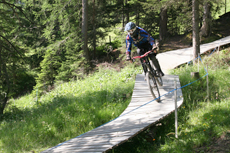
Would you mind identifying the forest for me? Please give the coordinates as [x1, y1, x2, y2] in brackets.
[0, 0, 227, 115]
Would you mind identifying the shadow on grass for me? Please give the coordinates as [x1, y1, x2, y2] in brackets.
[0, 85, 133, 153]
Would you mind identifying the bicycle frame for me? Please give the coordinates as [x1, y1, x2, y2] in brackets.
[133, 50, 156, 76]
[133, 50, 162, 102]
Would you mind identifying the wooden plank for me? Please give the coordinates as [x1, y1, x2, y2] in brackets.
[76, 127, 146, 138]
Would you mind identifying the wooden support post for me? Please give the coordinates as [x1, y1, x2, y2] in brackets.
[191, 72, 200, 79]
[174, 79, 178, 138]
[191, 53, 200, 79]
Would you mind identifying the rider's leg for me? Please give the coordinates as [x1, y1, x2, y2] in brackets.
[150, 55, 164, 76]
[137, 48, 147, 79]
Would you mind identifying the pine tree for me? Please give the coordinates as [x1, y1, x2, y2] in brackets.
[28, 0, 84, 95]
[82, 0, 89, 65]
[0, 0, 33, 114]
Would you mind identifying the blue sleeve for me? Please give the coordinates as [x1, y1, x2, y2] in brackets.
[148, 35, 155, 46]
[126, 35, 132, 53]
[139, 28, 155, 46]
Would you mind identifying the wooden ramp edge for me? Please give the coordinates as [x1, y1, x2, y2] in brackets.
[41, 74, 183, 153]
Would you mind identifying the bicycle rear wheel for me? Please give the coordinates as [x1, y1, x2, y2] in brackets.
[146, 72, 160, 102]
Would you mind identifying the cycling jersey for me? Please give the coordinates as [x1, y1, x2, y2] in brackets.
[126, 27, 155, 53]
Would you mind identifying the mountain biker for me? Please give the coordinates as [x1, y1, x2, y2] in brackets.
[124, 22, 164, 77]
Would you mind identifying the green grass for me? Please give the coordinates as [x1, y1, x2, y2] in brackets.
[0, 64, 142, 153]
[108, 48, 230, 153]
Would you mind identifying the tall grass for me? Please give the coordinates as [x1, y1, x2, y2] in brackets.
[0, 64, 142, 153]
[109, 49, 230, 153]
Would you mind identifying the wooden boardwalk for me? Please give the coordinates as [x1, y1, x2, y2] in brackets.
[41, 36, 230, 152]
[157, 35, 230, 73]
[41, 74, 183, 153]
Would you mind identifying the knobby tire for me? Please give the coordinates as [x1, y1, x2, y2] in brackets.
[155, 75, 163, 86]
[146, 72, 160, 102]
[149, 60, 163, 86]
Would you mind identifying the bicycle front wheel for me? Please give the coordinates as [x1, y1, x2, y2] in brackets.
[146, 72, 160, 102]
[149, 60, 163, 86]
[155, 75, 163, 86]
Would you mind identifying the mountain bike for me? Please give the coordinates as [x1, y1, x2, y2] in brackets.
[132, 50, 163, 102]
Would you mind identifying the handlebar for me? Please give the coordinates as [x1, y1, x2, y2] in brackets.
[132, 50, 153, 59]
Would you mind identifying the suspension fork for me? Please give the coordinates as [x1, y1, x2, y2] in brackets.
[145, 57, 156, 76]
[141, 56, 153, 75]
[140, 58, 148, 75]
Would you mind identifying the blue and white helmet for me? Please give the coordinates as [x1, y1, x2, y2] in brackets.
[124, 22, 137, 35]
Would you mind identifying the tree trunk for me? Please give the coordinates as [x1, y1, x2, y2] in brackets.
[200, 1, 212, 37]
[0, 46, 9, 115]
[82, 0, 89, 63]
[0, 45, 3, 115]
[159, 7, 168, 44]
[122, 1, 125, 29]
[192, 0, 200, 62]
[92, 0, 96, 59]
[125, 0, 129, 24]
[0, 64, 9, 115]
